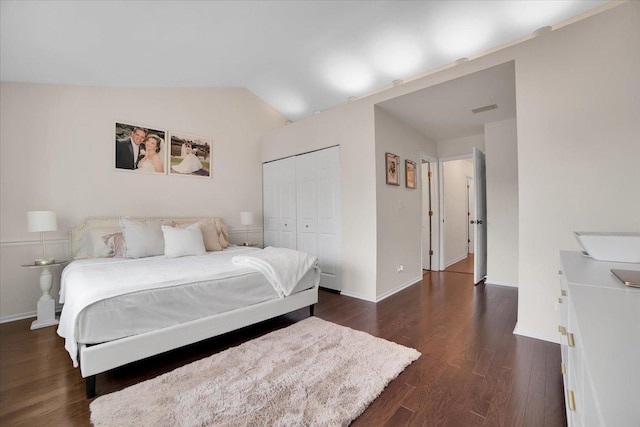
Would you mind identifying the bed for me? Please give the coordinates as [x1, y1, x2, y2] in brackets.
[57, 217, 320, 398]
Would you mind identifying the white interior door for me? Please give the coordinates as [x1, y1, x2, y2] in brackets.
[472, 147, 487, 284]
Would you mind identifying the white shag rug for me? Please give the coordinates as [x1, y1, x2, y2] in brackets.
[90, 316, 420, 427]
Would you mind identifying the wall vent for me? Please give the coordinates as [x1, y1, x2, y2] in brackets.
[471, 104, 498, 114]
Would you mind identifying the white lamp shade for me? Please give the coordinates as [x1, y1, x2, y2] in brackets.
[27, 211, 57, 232]
[240, 211, 254, 226]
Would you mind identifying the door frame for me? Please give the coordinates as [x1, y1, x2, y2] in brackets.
[420, 152, 439, 271]
[438, 152, 487, 278]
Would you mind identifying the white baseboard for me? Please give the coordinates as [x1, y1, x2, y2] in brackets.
[376, 276, 422, 302]
[1, 305, 63, 324]
[340, 276, 422, 303]
[444, 254, 468, 268]
[0, 311, 36, 324]
[338, 290, 376, 302]
[513, 322, 560, 344]
[485, 279, 518, 288]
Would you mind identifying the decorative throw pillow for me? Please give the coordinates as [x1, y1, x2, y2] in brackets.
[200, 221, 223, 251]
[214, 217, 230, 249]
[162, 224, 206, 258]
[87, 227, 122, 258]
[121, 219, 164, 258]
[102, 232, 126, 258]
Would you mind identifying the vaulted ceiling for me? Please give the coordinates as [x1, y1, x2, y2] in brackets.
[1, 1, 606, 121]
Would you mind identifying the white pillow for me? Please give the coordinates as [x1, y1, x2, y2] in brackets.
[162, 224, 206, 258]
[121, 219, 164, 258]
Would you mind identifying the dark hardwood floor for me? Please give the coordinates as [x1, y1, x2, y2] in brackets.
[445, 253, 474, 274]
[0, 271, 565, 426]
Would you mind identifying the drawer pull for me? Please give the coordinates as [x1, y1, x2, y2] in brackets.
[558, 325, 567, 335]
[561, 290, 567, 296]
[561, 363, 566, 375]
[568, 390, 576, 411]
[568, 333, 575, 347]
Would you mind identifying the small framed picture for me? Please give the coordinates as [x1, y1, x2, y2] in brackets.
[114, 122, 167, 174]
[385, 153, 400, 185]
[405, 160, 417, 189]
[168, 131, 212, 178]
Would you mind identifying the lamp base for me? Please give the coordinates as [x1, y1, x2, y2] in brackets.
[34, 258, 55, 266]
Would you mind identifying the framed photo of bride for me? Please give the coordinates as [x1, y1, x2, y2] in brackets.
[114, 122, 167, 174]
[168, 131, 212, 178]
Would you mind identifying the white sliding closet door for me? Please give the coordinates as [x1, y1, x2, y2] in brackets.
[263, 157, 297, 249]
[296, 152, 318, 256]
[264, 146, 341, 290]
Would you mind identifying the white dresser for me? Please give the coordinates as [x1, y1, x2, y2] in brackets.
[558, 251, 640, 426]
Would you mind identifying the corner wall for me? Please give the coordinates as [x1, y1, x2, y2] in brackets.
[484, 118, 519, 287]
[374, 107, 436, 298]
[513, 3, 640, 341]
[261, 102, 378, 301]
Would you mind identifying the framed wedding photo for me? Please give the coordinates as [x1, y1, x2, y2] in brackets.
[405, 159, 417, 189]
[385, 153, 400, 185]
[114, 122, 167, 174]
[168, 131, 212, 178]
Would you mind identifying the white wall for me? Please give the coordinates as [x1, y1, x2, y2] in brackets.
[261, 2, 640, 342]
[0, 82, 286, 320]
[437, 134, 485, 158]
[484, 118, 519, 286]
[443, 160, 473, 266]
[513, 4, 640, 342]
[374, 107, 437, 298]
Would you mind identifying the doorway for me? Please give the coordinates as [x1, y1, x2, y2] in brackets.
[444, 174, 475, 274]
[439, 150, 487, 283]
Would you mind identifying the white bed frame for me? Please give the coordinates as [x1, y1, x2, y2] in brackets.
[68, 217, 318, 398]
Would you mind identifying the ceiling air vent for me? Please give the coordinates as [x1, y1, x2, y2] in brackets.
[471, 104, 498, 114]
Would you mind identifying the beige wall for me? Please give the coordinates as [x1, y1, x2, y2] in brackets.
[0, 83, 286, 320]
[485, 118, 519, 287]
[374, 107, 436, 298]
[261, 2, 640, 342]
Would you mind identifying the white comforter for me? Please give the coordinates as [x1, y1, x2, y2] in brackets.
[231, 246, 319, 297]
[57, 246, 315, 367]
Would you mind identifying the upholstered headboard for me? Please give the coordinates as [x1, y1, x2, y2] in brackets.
[68, 217, 219, 260]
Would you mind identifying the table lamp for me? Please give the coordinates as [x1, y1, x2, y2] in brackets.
[27, 210, 57, 265]
[240, 211, 254, 246]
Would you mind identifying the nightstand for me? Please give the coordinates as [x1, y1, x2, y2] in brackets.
[21, 261, 67, 330]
